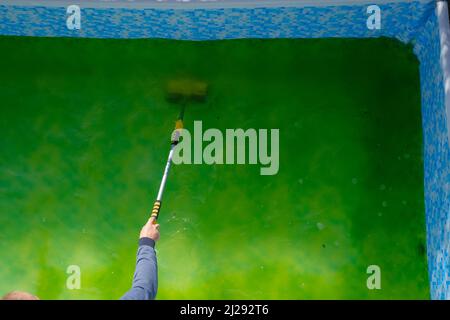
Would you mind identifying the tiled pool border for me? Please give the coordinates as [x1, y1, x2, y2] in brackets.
[0, 0, 448, 299]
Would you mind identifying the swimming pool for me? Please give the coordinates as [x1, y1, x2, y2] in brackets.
[0, 0, 449, 300]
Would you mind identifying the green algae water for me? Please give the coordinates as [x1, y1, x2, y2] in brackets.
[0, 36, 429, 299]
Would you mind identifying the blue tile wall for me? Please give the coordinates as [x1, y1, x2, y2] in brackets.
[0, 0, 448, 299]
[414, 10, 450, 300]
[0, 2, 435, 41]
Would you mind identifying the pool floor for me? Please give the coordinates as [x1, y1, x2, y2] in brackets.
[0, 36, 428, 299]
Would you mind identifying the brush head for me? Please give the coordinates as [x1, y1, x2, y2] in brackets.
[166, 78, 208, 103]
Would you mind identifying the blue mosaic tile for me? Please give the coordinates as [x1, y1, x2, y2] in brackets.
[414, 9, 450, 300]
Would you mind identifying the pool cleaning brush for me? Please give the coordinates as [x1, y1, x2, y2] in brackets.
[150, 78, 208, 222]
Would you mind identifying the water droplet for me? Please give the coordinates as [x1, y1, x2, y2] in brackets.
[402, 200, 407, 205]
[378, 212, 383, 217]
[379, 184, 386, 190]
[404, 153, 410, 159]
[298, 179, 303, 184]
[317, 222, 325, 230]
[382, 201, 387, 207]
[352, 178, 358, 184]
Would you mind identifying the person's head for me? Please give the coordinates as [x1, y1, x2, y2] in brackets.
[1, 291, 39, 300]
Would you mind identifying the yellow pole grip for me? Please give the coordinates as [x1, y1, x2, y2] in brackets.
[175, 119, 184, 129]
[151, 200, 161, 223]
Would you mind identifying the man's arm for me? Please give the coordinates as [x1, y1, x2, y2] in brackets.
[121, 217, 160, 300]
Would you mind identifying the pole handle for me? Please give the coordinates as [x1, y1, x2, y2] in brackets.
[151, 200, 161, 224]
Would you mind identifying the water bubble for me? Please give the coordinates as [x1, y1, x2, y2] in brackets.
[379, 184, 386, 190]
[378, 212, 383, 217]
[352, 178, 358, 184]
[316, 222, 325, 230]
[402, 200, 407, 205]
[404, 153, 410, 159]
[382, 201, 387, 207]
[298, 179, 304, 184]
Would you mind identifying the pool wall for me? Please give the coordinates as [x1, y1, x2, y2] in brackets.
[0, 0, 449, 299]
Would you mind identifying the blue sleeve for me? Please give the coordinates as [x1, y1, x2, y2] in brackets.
[120, 237, 158, 300]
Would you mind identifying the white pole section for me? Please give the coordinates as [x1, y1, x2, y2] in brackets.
[156, 144, 175, 202]
[437, 0, 450, 146]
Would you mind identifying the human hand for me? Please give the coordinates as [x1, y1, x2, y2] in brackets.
[140, 217, 160, 241]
